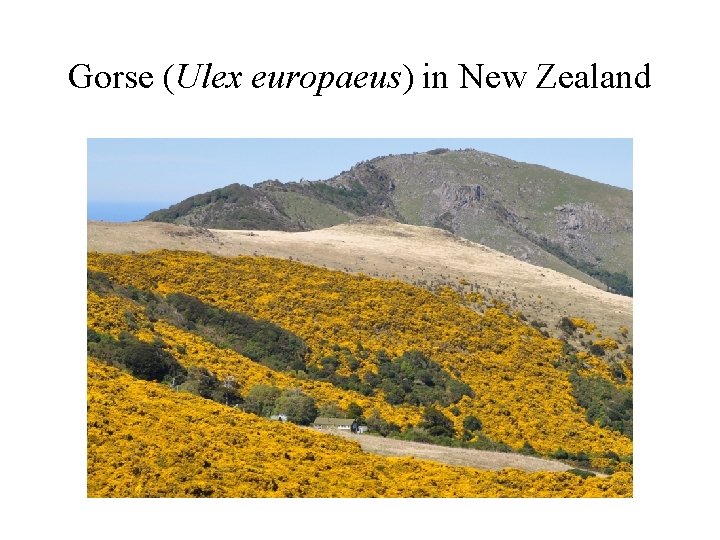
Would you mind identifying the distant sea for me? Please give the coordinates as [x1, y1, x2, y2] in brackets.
[88, 201, 170, 222]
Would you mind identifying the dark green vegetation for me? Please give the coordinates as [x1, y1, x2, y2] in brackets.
[533, 235, 633, 296]
[144, 184, 297, 230]
[567, 468, 596, 479]
[366, 350, 473, 406]
[166, 292, 309, 372]
[87, 328, 184, 382]
[297, 346, 473, 407]
[569, 372, 633, 439]
[365, 410, 401, 436]
[89, 270, 309, 372]
[87, 329, 242, 406]
[420, 406, 455, 437]
[354, 405, 513, 453]
[274, 388, 319, 425]
[88, 270, 473, 410]
[243, 384, 318, 425]
[166, 291, 473, 408]
[243, 384, 282, 417]
[391, 406, 513, 452]
[144, 149, 632, 296]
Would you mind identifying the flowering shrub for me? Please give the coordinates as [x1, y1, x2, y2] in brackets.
[87, 251, 632, 460]
[593, 337, 619, 350]
[88, 358, 632, 497]
[570, 318, 597, 333]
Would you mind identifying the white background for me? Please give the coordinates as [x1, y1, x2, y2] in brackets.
[1, 1, 717, 538]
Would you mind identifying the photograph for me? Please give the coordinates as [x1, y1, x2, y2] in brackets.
[87, 138, 633, 498]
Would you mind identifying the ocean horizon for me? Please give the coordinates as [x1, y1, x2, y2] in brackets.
[88, 201, 170, 222]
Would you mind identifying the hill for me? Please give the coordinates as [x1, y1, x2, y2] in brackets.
[88, 219, 632, 345]
[144, 149, 632, 295]
[87, 248, 633, 497]
[88, 357, 631, 497]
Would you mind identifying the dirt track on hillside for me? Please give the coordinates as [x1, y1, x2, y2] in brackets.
[88, 219, 632, 341]
[327, 430, 578, 473]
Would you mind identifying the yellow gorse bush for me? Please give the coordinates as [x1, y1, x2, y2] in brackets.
[88, 357, 632, 497]
[593, 337, 619, 350]
[87, 251, 632, 458]
[569, 317, 597, 333]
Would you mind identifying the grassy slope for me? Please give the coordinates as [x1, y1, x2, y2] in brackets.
[270, 191, 352, 229]
[376, 151, 632, 279]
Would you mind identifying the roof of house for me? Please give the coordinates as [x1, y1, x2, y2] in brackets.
[312, 417, 356, 426]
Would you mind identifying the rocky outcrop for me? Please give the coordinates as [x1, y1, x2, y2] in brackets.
[435, 182, 486, 210]
[554, 203, 632, 233]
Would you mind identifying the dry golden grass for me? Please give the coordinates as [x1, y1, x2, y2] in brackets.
[88, 219, 632, 343]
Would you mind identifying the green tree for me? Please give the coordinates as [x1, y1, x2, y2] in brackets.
[445, 379, 474, 404]
[244, 384, 281, 417]
[178, 366, 217, 398]
[318, 402, 344, 417]
[274, 388, 318, 425]
[365, 410, 400, 436]
[419, 406, 455, 438]
[346, 402, 364, 421]
[116, 338, 182, 382]
[462, 415, 483, 440]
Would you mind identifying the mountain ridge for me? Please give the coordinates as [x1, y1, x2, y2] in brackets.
[144, 149, 632, 295]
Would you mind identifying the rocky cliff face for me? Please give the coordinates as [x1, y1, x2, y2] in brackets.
[372, 150, 632, 287]
[555, 203, 632, 234]
[435, 182, 486, 210]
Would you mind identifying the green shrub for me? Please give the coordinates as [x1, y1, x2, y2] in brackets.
[391, 429, 512, 452]
[567, 468, 595, 479]
[419, 406, 455, 438]
[243, 384, 281, 417]
[559, 317, 576, 334]
[87, 328, 184, 383]
[569, 371, 633, 438]
[365, 411, 400, 436]
[166, 292, 309, 372]
[462, 415, 483, 432]
[467, 434, 512, 453]
[518, 441, 538, 456]
[274, 388, 318, 426]
[367, 350, 473, 407]
[120, 341, 177, 381]
[346, 402, 364, 420]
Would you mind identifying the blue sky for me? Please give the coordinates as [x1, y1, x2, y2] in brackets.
[88, 139, 632, 220]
